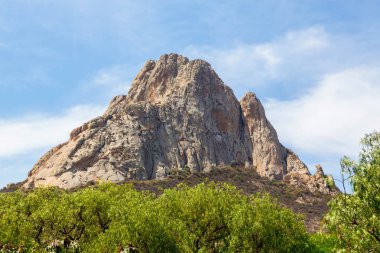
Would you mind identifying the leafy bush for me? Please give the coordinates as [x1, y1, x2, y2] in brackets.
[0, 182, 319, 252]
[325, 131, 380, 252]
[324, 175, 335, 190]
[309, 233, 338, 253]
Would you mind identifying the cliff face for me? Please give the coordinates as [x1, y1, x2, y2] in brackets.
[24, 54, 333, 193]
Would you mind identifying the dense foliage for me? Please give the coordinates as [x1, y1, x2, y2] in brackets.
[0, 182, 323, 252]
[325, 131, 380, 252]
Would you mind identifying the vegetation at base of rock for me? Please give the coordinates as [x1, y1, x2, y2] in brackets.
[325, 131, 380, 252]
[0, 165, 334, 233]
[0, 182, 329, 252]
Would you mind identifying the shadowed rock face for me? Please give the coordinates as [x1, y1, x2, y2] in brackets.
[24, 54, 333, 193]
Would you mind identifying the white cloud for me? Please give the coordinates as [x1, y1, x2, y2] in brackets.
[183, 26, 330, 90]
[0, 104, 105, 158]
[265, 66, 380, 159]
[283, 27, 329, 51]
[90, 65, 134, 96]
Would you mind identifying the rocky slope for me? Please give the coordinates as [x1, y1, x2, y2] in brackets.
[23, 54, 335, 194]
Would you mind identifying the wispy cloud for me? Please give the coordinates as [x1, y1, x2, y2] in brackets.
[90, 65, 134, 96]
[184, 26, 331, 92]
[0, 104, 105, 158]
[265, 66, 380, 159]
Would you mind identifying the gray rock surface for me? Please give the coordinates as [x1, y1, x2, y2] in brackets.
[284, 164, 336, 194]
[23, 54, 334, 193]
[240, 92, 287, 179]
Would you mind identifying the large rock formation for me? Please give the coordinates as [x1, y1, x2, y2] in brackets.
[23, 54, 333, 193]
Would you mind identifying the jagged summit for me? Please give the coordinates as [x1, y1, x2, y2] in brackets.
[24, 54, 334, 193]
[127, 54, 215, 103]
[105, 53, 234, 114]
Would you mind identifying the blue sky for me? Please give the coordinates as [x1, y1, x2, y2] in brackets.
[1, 0, 380, 189]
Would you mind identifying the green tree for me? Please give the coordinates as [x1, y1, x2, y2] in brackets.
[325, 131, 380, 252]
[1, 180, 321, 252]
[0, 187, 64, 251]
[227, 193, 312, 252]
[157, 183, 315, 252]
[91, 184, 179, 253]
[157, 183, 242, 252]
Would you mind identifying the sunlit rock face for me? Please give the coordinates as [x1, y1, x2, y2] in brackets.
[24, 53, 333, 193]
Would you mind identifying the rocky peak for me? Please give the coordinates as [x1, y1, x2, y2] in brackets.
[315, 164, 325, 176]
[23, 54, 335, 194]
[284, 164, 336, 194]
[105, 54, 234, 116]
[240, 92, 286, 179]
[126, 54, 217, 104]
